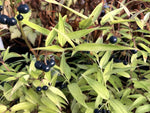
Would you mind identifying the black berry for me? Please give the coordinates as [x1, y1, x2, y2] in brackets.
[36, 86, 42, 92]
[17, 14, 23, 21]
[100, 10, 105, 17]
[48, 59, 55, 67]
[102, 109, 107, 113]
[35, 61, 43, 70]
[0, 5, 3, 11]
[107, 110, 110, 113]
[109, 36, 117, 44]
[7, 17, 17, 26]
[94, 109, 101, 113]
[123, 60, 128, 65]
[42, 64, 50, 72]
[42, 85, 48, 90]
[131, 50, 137, 54]
[0, 15, 8, 24]
[17, 4, 30, 14]
[113, 58, 121, 63]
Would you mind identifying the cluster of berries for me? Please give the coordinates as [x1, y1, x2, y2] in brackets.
[35, 59, 55, 72]
[94, 108, 110, 113]
[0, 4, 29, 26]
[17, 4, 30, 21]
[94, 105, 110, 113]
[36, 85, 48, 92]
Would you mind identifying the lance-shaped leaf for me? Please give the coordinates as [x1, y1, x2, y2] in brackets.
[83, 75, 109, 100]
[34, 45, 65, 52]
[11, 102, 35, 111]
[109, 99, 128, 113]
[60, 53, 71, 81]
[68, 83, 88, 108]
[75, 43, 134, 52]
[58, 14, 66, 46]
[101, 7, 123, 25]
[22, 20, 50, 35]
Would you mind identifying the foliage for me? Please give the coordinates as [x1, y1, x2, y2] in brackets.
[0, 0, 150, 113]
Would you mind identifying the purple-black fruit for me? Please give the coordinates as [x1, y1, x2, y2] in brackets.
[36, 86, 42, 92]
[7, 17, 17, 26]
[35, 61, 43, 70]
[17, 14, 23, 21]
[42, 64, 50, 72]
[109, 36, 117, 44]
[131, 50, 137, 54]
[0, 15, 8, 24]
[17, 4, 30, 14]
[123, 60, 128, 65]
[48, 59, 55, 67]
[94, 109, 101, 113]
[0, 5, 3, 11]
[42, 85, 48, 90]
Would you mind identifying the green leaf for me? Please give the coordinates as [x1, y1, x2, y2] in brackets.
[136, 104, 150, 113]
[45, 25, 58, 47]
[58, 14, 67, 46]
[45, 0, 88, 19]
[41, 96, 60, 112]
[83, 75, 109, 100]
[9, 26, 21, 39]
[34, 45, 65, 52]
[109, 99, 128, 113]
[79, 18, 93, 29]
[101, 7, 123, 25]
[68, 83, 88, 108]
[89, 2, 103, 23]
[103, 60, 113, 83]
[117, 71, 130, 78]
[60, 53, 71, 81]
[129, 96, 147, 110]
[138, 43, 150, 53]
[11, 102, 35, 111]
[49, 86, 68, 103]
[25, 88, 40, 105]
[75, 43, 134, 52]
[68, 27, 110, 40]
[110, 19, 134, 25]
[22, 20, 50, 35]
[0, 104, 7, 112]
[134, 17, 144, 29]
[52, 27, 75, 48]
[45, 90, 61, 109]
[85, 108, 93, 113]
[100, 51, 111, 68]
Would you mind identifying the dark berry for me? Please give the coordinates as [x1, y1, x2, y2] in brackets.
[94, 109, 101, 113]
[0, 5, 3, 11]
[113, 58, 121, 63]
[102, 109, 107, 113]
[48, 59, 55, 67]
[42, 85, 48, 90]
[131, 50, 137, 54]
[123, 60, 128, 65]
[17, 14, 23, 21]
[7, 17, 17, 26]
[35, 61, 43, 70]
[17, 4, 30, 14]
[0, 15, 9, 24]
[98, 104, 102, 108]
[100, 10, 105, 17]
[42, 64, 50, 72]
[109, 36, 117, 44]
[107, 110, 110, 113]
[36, 86, 42, 92]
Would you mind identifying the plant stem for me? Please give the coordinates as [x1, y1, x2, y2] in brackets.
[18, 21, 38, 57]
